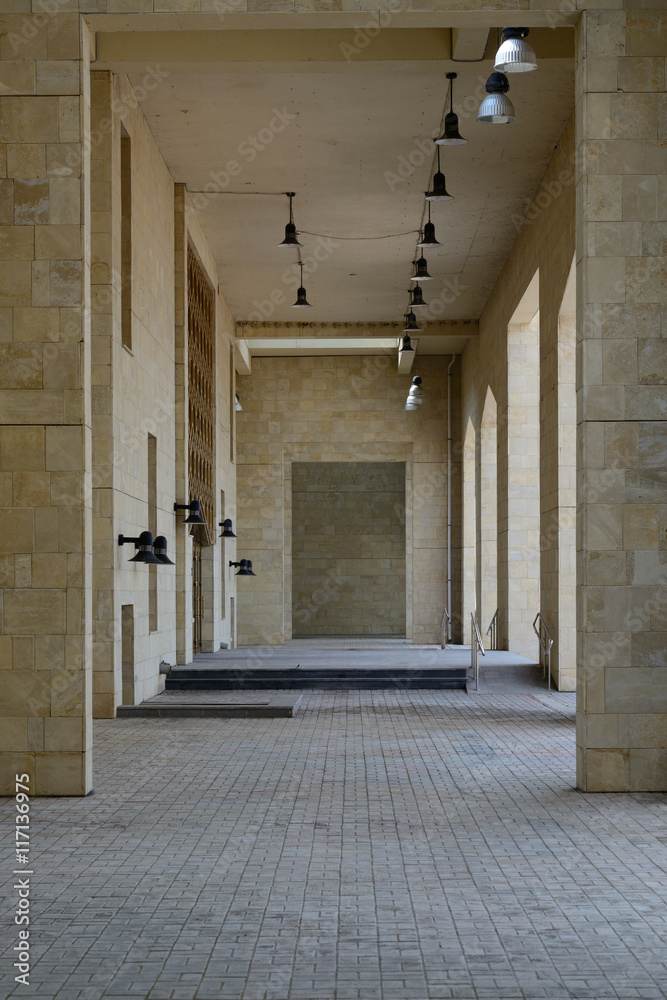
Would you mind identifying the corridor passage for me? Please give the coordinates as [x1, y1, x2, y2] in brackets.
[2, 672, 666, 1000]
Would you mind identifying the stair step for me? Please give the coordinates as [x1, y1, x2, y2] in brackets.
[166, 668, 467, 691]
[117, 695, 302, 717]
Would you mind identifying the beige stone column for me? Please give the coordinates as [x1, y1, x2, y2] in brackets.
[499, 318, 541, 659]
[0, 16, 92, 794]
[576, 9, 667, 790]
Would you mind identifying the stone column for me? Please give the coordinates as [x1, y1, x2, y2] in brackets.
[0, 15, 92, 794]
[576, 9, 667, 791]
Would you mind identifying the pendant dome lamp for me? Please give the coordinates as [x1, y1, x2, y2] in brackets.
[477, 72, 516, 124]
[425, 146, 453, 202]
[403, 311, 421, 333]
[292, 262, 313, 308]
[400, 335, 415, 353]
[417, 204, 442, 248]
[411, 256, 433, 282]
[278, 192, 303, 248]
[410, 284, 428, 308]
[435, 72, 468, 146]
[494, 27, 537, 74]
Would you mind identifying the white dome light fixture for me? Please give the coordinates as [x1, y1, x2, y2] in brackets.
[477, 72, 516, 124]
[494, 27, 538, 74]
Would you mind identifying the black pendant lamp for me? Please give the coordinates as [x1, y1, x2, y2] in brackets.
[403, 311, 421, 333]
[400, 335, 415, 353]
[153, 535, 175, 565]
[278, 192, 303, 248]
[435, 73, 468, 146]
[219, 518, 237, 539]
[417, 205, 441, 248]
[410, 284, 428, 308]
[426, 146, 453, 202]
[292, 262, 313, 308]
[411, 256, 433, 282]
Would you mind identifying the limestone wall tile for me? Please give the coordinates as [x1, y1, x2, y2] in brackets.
[4, 589, 66, 634]
[611, 93, 658, 140]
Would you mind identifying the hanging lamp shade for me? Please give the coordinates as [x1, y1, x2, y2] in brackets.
[410, 284, 428, 308]
[152, 536, 175, 565]
[409, 376, 424, 399]
[435, 73, 468, 146]
[292, 262, 313, 308]
[425, 166, 453, 202]
[278, 192, 303, 248]
[494, 27, 537, 73]
[400, 335, 415, 353]
[411, 256, 433, 282]
[417, 222, 441, 248]
[477, 72, 516, 124]
[403, 311, 421, 333]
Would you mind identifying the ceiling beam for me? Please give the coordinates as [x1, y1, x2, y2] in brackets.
[451, 27, 491, 62]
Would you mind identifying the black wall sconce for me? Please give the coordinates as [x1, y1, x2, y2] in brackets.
[230, 559, 256, 576]
[174, 500, 206, 525]
[219, 518, 237, 539]
[153, 536, 175, 564]
[118, 531, 162, 564]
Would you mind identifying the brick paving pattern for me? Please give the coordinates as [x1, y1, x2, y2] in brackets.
[1, 671, 666, 1000]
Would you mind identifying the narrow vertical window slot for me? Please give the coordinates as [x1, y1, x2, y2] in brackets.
[120, 125, 133, 352]
[148, 433, 158, 633]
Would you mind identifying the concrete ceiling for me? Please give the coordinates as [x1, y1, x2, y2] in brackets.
[115, 26, 574, 329]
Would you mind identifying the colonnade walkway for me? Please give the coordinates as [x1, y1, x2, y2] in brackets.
[2, 664, 667, 999]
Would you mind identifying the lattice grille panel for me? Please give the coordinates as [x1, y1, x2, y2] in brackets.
[187, 244, 215, 538]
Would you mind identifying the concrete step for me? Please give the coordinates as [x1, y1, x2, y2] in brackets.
[117, 694, 303, 717]
[166, 667, 467, 690]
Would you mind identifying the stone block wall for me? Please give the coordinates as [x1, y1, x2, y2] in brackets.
[462, 116, 577, 680]
[236, 353, 461, 645]
[292, 461, 406, 636]
[575, 9, 667, 790]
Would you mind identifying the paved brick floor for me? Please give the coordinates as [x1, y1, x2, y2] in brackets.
[2, 671, 667, 1000]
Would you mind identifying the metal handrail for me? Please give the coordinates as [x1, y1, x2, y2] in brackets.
[485, 609, 498, 651]
[440, 608, 451, 649]
[532, 612, 554, 690]
[470, 612, 485, 691]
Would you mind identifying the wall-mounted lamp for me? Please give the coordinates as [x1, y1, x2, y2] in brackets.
[118, 531, 162, 564]
[235, 393, 243, 412]
[219, 518, 237, 538]
[174, 500, 206, 525]
[230, 559, 257, 576]
[153, 535, 175, 564]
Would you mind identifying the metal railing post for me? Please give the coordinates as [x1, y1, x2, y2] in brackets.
[470, 612, 485, 691]
[440, 608, 451, 650]
[532, 612, 554, 690]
